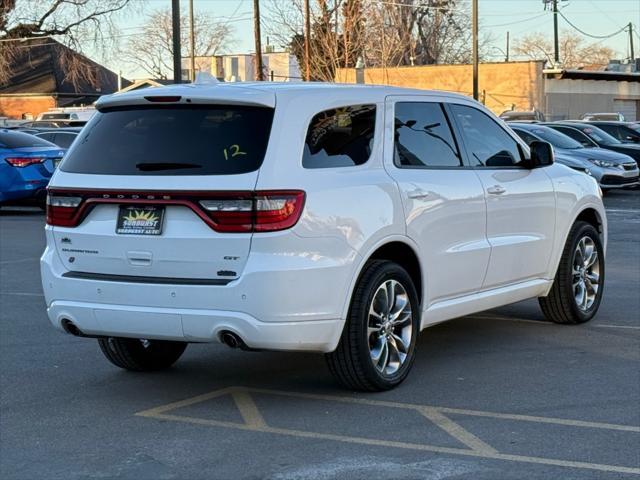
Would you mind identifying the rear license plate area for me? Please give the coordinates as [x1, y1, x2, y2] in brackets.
[116, 205, 165, 236]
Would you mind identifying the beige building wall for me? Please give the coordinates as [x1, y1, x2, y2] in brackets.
[336, 61, 545, 115]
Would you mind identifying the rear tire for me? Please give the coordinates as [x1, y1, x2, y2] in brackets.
[539, 221, 605, 324]
[326, 260, 420, 391]
[98, 337, 187, 371]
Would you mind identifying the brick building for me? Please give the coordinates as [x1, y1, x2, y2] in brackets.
[0, 39, 123, 119]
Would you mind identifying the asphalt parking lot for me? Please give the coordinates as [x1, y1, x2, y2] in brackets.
[1, 190, 638, 480]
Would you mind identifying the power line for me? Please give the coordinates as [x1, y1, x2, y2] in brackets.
[557, 10, 629, 39]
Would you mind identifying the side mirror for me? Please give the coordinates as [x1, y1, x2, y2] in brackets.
[529, 140, 554, 168]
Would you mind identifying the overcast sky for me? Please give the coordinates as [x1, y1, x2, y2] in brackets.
[109, 0, 640, 78]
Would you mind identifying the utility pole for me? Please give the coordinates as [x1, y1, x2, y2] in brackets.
[472, 0, 478, 100]
[253, 0, 264, 80]
[630, 23, 635, 61]
[189, 0, 195, 82]
[304, 0, 311, 81]
[553, 0, 560, 65]
[505, 31, 510, 62]
[171, 0, 182, 84]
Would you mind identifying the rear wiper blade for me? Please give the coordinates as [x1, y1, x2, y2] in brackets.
[135, 162, 202, 171]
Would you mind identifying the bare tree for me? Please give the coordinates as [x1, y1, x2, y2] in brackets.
[0, 0, 134, 87]
[514, 31, 615, 69]
[265, 0, 487, 82]
[121, 8, 235, 80]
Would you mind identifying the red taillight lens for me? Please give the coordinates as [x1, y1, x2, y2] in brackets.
[254, 191, 306, 232]
[199, 191, 305, 233]
[46, 195, 83, 227]
[5, 157, 45, 167]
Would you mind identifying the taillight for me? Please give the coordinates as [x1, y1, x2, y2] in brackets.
[46, 195, 82, 227]
[199, 197, 254, 232]
[5, 157, 45, 167]
[199, 191, 305, 233]
[45, 190, 305, 232]
[254, 191, 305, 232]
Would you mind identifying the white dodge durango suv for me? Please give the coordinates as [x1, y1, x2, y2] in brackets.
[41, 83, 607, 390]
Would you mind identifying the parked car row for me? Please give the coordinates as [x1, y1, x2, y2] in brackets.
[506, 120, 640, 191]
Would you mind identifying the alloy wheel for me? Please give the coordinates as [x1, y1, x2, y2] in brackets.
[367, 279, 413, 376]
[572, 236, 600, 311]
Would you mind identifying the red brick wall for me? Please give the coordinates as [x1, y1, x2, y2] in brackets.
[0, 96, 57, 119]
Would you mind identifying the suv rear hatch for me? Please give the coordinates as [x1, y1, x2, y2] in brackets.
[46, 92, 299, 283]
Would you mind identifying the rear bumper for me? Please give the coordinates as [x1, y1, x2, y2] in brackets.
[41, 228, 357, 352]
[46, 300, 343, 352]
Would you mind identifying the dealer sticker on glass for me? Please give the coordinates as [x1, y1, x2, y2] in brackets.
[116, 205, 165, 235]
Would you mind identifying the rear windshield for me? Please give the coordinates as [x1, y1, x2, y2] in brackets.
[61, 105, 274, 175]
[42, 113, 70, 120]
[0, 131, 56, 148]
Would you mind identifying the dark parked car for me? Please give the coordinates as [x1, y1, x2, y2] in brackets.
[584, 121, 640, 144]
[33, 128, 81, 149]
[545, 122, 640, 167]
[509, 123, 639, 190]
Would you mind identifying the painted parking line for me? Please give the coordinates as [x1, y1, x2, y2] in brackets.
[470, 315, 640, 331]
[0, 291, 44, 297]
[593, 324, 640, 330]
[136, 386, 640, 475]
[0, 257, 37, 265]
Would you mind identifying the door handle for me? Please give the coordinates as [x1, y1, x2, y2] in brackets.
[408, 191, 431, 200]
[487, 185, 506, 195]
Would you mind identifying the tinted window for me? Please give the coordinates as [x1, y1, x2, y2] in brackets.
[551, 126, 595, 147]
[0, 131, 56, 148]
[512, 128, 538, 146]
[303, 104, 376, 168]
[394, 102, 461, 168]
[42, 113, 70, 120]
[529, 127, 582, 149]
[598, 124, 640, 142]
[35, 132, 56, 143]
[450, 105, 522, 167]
[582, 126, 620, 145]
[53, 133, 77, 148]
[61, 105, 274, 175]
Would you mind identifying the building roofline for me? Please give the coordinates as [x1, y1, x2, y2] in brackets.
[544, 68, 640, 82]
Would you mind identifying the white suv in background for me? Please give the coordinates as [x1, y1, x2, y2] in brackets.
[41, 83, 607, 391]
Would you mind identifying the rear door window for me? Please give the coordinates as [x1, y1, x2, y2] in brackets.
[61, 105, 274, 175]
[303, 104, 376, 168]
[393, 102, 462, 168]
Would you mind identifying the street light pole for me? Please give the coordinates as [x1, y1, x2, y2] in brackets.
[304, 0, 311, 81]
[553, 0, 560, 65]
[630, 22, 635, 61]
[472, 0, 478, 100]
[171, 0, 182, 84]
[253, 0, 264, 80]
[189, 0, 195, 82]
[506, 31, 510, 62]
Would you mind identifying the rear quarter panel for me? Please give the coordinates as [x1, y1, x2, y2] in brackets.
[255, 90, 407, 321]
